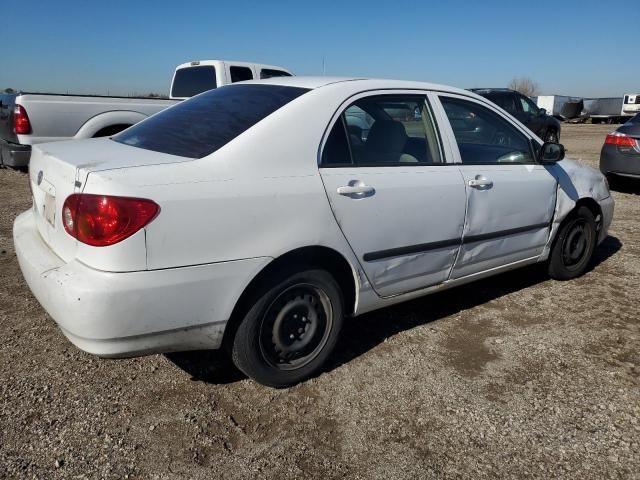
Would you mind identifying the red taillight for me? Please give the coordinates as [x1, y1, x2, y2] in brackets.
[13, 105, 31, 134]
[62, 194, 160, 246]
[604, 133, 638, 147]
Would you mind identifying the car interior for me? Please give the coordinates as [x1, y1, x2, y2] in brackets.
[342, 96, 442, 165]
[440, 97, 534, 164]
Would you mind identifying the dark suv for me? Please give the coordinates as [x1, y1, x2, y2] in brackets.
[470, 88, 561, 143]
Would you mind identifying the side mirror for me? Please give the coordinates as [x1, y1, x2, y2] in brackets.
[538, 108, 547, 116]
[540, 142, 565, 164]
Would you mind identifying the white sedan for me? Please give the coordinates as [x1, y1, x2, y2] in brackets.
[14, 77, 614, 387]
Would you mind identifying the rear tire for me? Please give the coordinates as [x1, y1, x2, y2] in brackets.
[548, 206, 597, 280]
[230, 268, 344, 388]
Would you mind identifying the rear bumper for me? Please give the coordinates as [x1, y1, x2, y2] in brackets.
[600, 145, 640, 177]
[0, 138, 31, 168]
[13, 208, 271, 357]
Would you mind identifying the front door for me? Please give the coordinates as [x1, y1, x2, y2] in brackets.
[319, 92, 467, 297]
[437, 94, 558, 278]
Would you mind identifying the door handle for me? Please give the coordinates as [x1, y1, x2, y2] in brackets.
[468, 176, 493, 189]
[337, 182, 375, 198]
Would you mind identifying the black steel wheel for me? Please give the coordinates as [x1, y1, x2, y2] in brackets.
[548, 206, 597, 280]
[259, 283, 333, 371]
[230, 268, 343, 388]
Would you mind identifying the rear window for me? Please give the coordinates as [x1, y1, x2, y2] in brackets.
[260, 69, 292, 79]
[114, 84, 309, 159]
[171, 66, 217, 98]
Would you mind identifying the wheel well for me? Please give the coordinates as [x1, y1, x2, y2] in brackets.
[92, 124, 131, 138]
[222, 246, 357, 348]
[575, 197, 602, 225]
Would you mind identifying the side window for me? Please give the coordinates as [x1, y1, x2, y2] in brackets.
[321, 118, 352, 165]
[230, 66, 253, 83]
[440, 96, 535, 164]
[487, 93, 517, 113]
[322, 95, 443, 166]
[260, 69, 292, 79]
[519, 95, 539, 115]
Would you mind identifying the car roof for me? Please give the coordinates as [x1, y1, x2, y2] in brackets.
[243, 76, 475, 98]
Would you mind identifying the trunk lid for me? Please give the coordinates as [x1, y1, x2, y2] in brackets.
[29, 138, 191, 262]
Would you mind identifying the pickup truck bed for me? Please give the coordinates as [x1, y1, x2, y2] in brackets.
[0, 92, 176, 168]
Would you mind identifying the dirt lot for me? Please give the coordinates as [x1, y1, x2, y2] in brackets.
[0, 124, 638, 479]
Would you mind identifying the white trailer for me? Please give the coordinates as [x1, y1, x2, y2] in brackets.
[622, 93, 640, 116]
[535, 95, 583, 119]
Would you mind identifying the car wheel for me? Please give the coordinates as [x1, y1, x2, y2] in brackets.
[548, 206, 597, 280]
[230, 268, 344, 388]
[544, 129, 559, 143]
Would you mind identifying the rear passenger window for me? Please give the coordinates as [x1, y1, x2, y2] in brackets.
[260, 69, 292, 79]
[440, 96, 535, 164]
[322, 94, 443, 166]
[230, 66, 253, 83]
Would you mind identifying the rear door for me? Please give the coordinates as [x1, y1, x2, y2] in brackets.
[319, 92, 466, 297]
[435, 94, 557, 278]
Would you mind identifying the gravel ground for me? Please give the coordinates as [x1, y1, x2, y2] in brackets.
[0, 124, 638, 479]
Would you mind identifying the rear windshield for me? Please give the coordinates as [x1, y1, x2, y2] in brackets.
[114, 84, 309, 158]
[171, 66, 217, 98]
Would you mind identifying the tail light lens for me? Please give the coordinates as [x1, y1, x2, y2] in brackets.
[605, 132, 640, 154]
[62, 194, 160, 246]
[13, 105, 31, 134]
[605, 132, 638, 147]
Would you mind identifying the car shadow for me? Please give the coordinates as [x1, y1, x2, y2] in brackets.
[166, 349, 245, 385]
[166, 235, 622, 386]
[609, 177, 640, 195]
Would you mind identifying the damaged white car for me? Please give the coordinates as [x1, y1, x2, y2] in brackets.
[14, 77, 614, 387]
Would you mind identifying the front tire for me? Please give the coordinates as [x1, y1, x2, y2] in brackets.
[548, 206, 597, 280]
[231, 268, 344, 388]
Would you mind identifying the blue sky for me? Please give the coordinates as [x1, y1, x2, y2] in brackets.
[0, 0, 637, 97]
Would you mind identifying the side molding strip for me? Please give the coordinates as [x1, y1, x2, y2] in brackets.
[363, 223, 549, 262]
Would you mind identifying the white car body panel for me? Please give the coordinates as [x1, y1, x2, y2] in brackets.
[14, 209, 270, 356]
[14, 77, 614, 358]
[320, 165, 466, 296]
[452, 164, 557, 277]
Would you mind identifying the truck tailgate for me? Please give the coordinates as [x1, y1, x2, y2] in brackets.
[0, 93, 18, 144]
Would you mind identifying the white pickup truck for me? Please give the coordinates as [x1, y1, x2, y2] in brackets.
[0, 60, 291, 168]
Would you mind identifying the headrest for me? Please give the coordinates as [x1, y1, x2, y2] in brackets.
[365, 120, 407, 153]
